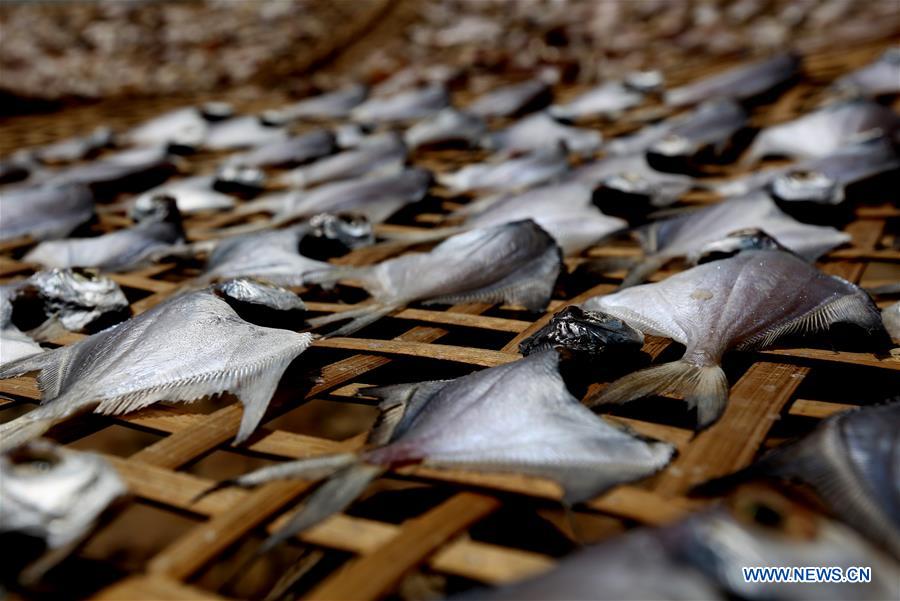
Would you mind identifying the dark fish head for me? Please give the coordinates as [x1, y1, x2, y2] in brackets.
[214, 164, 267, 196]
[695, 228, 788, 264]
[200, 101, 234, 122]
[308, 212, 375, 250]
[519, 305, 644, 356]
[130, 193, 183, 226]
[214, 278, 306, 312]
[770, 169, 841, 205]
[13, 268, 129, 332]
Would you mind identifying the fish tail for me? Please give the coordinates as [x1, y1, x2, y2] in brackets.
[588, 360, 728, 428]
[306, 303, 401, 337]
[0, 406, 67, 452]
[0, 350, 55, 380]
[620, 255, 669, 288]
[301, 265, 361, 289]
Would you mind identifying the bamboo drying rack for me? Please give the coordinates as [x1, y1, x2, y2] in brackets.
[0, 34, 898, 601]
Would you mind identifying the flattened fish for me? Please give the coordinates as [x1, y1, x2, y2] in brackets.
[439, 146, 569, 193]
[833, 47, 900, 97]
[645, 99, 747, 169]
[207, 350, 674, 551]
[31, 127, 113, 165]
[404, 108, 487, 149]
[125, 103, 232, 149]
[204, 116, 289, 150]
[584, 249, 884, 426]
[224, 129, 336, 168]
[24, 196, 184, 272]
[665, 52, 799, 107]
[742, 99, 900, 164]
[351, 84, 450, 124]
[485, 112, 603, 158]
[0, 285, 314, 449]
[45, 147, 175, 196]
[549, 82, 643, 120]
[574, 154, 693, 210]
[305, 220, 562, 335]
[262, 84, 368, 123]
[0, 183, 94, 242]
[467, 78, 552, 118]
[130, 175, 237, 216]
[623, 192, 850, 285]
[278, 132, 407, 188]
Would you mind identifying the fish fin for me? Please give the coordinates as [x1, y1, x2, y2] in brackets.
[736, 289, 884, 350]
[559, 442, 675, 504]
[302, 265, 362, 289]
[363, 380, 451, 444]
[307, 303, 401, 337]
[588, 360, 729, 428]
[0, 347, 61, 381]
[231, 361, 299, 445]
[257, 463, 384, 555]
[366, 401, 407, 446]
[620, 255, 670, 288]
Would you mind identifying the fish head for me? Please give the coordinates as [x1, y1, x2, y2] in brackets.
[214, 278, 306, 313]
[308, 213, 375, 250]
[519, 305, 644, 357]
[199, 101, 234, 122]
[214, 164, 267, 195]
[15, 268, 129, 332]
[130, 193, 183, 227]
[695, 229, 788, 264]
[770, 169, 841, 205]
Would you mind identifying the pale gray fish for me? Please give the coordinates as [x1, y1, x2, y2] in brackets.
[305, 220, 562, 335]
[485, 112, 602, 158]
[213, 279, 307, 312]
[224, 129, 336, 169]
[624, 69, 665, 93]
[0, 183, 94, 242]
[693, 228, 786, 264]
[334, 123, 370, 149]
[884, 302, 900, 344]
[0, 287, 43, 364]
[438, 146, 569, 193]
[0, 286, 315, 449]
[124, 106, 211, 149]
[262, 84, 368, 123]
[624, 192, 851, 285]
[129, 175, 236, 216]
[698, 401, 900, 559]
[32, 127, 113, 165]
[467, 79, 552, 118]
[44, 147, 174, 193]
[0, 152, 37, 185]
[350, 83, 450, 124]
[519, 306, 644, 357]
[204, 115, 289, 151]
[665, 52, 799, 107]
[549, 82, 643, 121]
[742, 99, 900, 164]
[583, 249, 883, 426]
[278, 132, 407, 188]
[404, 108, 487, 149]
[833, 47, 900, 97]
[24, 196, 184, 272]
[213, 350, 674, 551]
[574, 154, 693, 208]
[646, 99, 747, 164]
[214, 164, 267, 196]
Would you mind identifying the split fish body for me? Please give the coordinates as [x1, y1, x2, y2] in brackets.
[0, 184, 94, 242]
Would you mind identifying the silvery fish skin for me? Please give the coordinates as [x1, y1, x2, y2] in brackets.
[694, 228, 787, 264]
[351, 83, 450, 124]
[213, 279, 307, 312]
[665, 52, 799, 107]
[574, 154, 693, 208]
[404, 108, 487, 149]
[624, 69, 665, 93]
[885, 302, 900, 343]
[624, 192, 851, 285]
[0, 286, 315, 449]
[125, 106, 211, 148]
[224, 129, 336, 168]
[305, 220, 562, 335]
[439, 146, 569, 193]
[130, 176, 237, 216]
[485, 112, 603, 158]
[204, 116, 289, 150]
[32, 127, 113, 165]
[24, 196, 184, 272]
[742, 99, 900, 164]
[334, 123, 370, 149]
[278, 132, 407, 188]
[519, 306, 644, 357]
[1, 440, 126, 549]
[646, 99, 747, 163]
[215, 350, 674, 550]
[584, 249, 884, 426]
[834, 47, 900, 97]
[467, 79, 552, 118]
[263, 84, 368, 123]
[549, 82, 643, 120]
[0, 183, 94, 242]
[45, 147, 175, 194]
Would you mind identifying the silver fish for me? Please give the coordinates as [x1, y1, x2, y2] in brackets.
[24, 196, 184, 272]
[213, 279, 306, 312]
[742, 99, 900, 164]
[584, 249, 883, 426]
[646, 99, 747, 167]
[125, 103, 233, 149]
[224, 130, 336, 168]
[45, 147, 175, 195]
[693, 228, 786, 264]
[574, 154, 693, 210]
[212, 350, 674, 551]
[438, 146, 569, 193]
[885, 302, 900, 344]
[665, 52, 799, 107]
[623, 192, 851, 285]
[0, 286, 315, 449]
[0, 183, 94, 242]
[334, 123, 370, 149]
[549, 82, 643, 121]
[278, 132, 407, 188]
[485, 112, 603, 158]
[130, 175, 237, 216]
[262, 84, 368, 123]
[204, 116, 289, 151]
[467, 79, 552, 119]
[351, 83, 450, 124]
[519, 306, 644, 357]
[32, 127, 114, 165]
[404, 108, 487, 149]
[833, 47, 900, 97]
[305, 220, 562, 335]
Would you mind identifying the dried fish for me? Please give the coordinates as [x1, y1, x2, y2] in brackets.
[439, 146, 569, 193]
[278, 132, 407, 188]
[646, 99, 747, 169]
[549, 82, 643, 121]
[130, 175, 237, 216]
[24, 196, 184, 272]
[124, 105, 224, 149]
[665, 52, 799, 107]
[32, 127, 114, 165]
[204, 116, 289, 151]
[351, 83, 450, 124]
[693, 228, 786, 264]
[467, 78, 553, 119]
[404, 108, 487, 149]
[624, 69, 665, 94]
[584, 249, 884, 426]
[623, 192, 851, 285]
[224, 130, 336, 168]
[0, 183, 94, 243]
[211, 350, 674, 550]
[305, 220, 562, 335]
[885, 302, 900, 344]
[742, 99, 900, 164]
[45, 147, 175, 196]
[485, 112, 602, 158]
[334, 123, 371, 149]
[833, 47, 900, 97]
[262, 84, 368, 123]
[0, 285, 315, 449]
[519, 306, 644, 357]
[575, 154, 693, 211]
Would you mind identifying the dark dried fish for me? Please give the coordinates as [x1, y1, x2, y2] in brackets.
[278, 132, 406, 188]
[485, 112, 602, 158]
[467, 79, 553, 118]
[351, 83, 450, 124]
[519, 306, 644, 357]
[665, 52, 799, 107]
[0, 183, 94, 243]
[439, 146, 569, 193]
